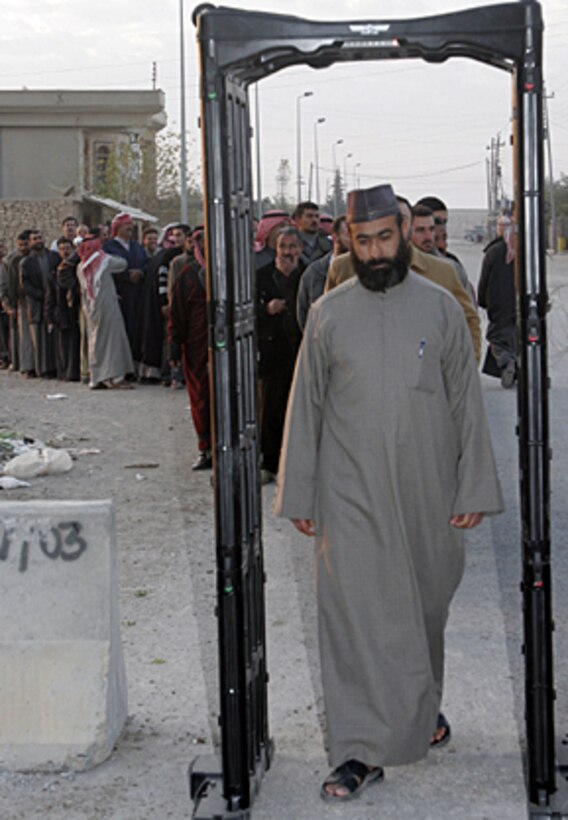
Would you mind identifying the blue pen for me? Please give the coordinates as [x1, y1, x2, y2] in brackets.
[418, 339, 426, 359]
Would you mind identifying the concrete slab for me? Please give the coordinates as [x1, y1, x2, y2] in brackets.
[0, 500, 127, 771]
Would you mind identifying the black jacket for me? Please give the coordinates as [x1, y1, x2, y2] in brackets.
[256, 260, 303, 379]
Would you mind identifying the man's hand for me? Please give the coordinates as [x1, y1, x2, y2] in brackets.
[291, 518, 316, 537]
[450, 513, 484, 529]
[267, 298, 287, 316]
[128, 268, 143, 284]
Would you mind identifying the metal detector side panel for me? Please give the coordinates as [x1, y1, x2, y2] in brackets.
[194, 1, 552, 814]
[196, 46, 271, 814]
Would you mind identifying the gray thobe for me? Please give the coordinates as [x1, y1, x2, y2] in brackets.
[77, 254, 133, 385]
[273, 272, 503, 769]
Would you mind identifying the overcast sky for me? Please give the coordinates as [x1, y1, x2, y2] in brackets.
[1, 0, 567, 209]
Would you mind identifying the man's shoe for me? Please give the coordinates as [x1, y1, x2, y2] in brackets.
[192, 451, 212, 471]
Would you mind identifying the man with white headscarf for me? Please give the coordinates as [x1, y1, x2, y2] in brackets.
[76, 232, 134, 389]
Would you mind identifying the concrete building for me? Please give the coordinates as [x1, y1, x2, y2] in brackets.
[0, 90, 166, 245]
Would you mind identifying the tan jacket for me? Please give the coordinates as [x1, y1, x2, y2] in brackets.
[325, 246, 481, 363]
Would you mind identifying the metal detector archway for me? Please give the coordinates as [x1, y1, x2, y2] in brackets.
[190, 2, 557, 817]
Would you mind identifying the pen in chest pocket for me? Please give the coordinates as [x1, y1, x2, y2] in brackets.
[418, 338, 426, 359]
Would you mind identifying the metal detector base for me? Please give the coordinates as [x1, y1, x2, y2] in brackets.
[189, 744, 274, 820]
[529, 740, 568, 818]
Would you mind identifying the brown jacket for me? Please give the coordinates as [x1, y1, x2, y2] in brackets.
[325, 246, 481, 363]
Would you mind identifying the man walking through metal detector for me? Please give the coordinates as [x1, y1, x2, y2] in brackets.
[274, 183, 504, 802]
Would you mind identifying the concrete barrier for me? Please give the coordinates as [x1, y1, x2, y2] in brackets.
[0, 499, 127, 771]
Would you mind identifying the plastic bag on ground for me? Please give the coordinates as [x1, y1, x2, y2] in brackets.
[3, 448, 73, 479]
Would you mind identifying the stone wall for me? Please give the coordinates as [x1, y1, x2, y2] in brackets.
[0, 200, 80, 249]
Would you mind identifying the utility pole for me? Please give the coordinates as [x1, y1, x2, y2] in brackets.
[544, 87, 557, 253]
[179, 0, 188, 223]
[152, 62, 157, 90]
[314, 116, 325, 206]
[255, 83, 262, 220]
[295, 91, 313, 203]
[486, 133, 506, 238]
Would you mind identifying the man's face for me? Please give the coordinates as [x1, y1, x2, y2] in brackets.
[57, 241, 73, 260]
[432, 209, 448, 253]
[62, 219, 77, 240]
[297, 208, 319, 235]
[349, 214, 410, 292]
[350, 214, 402, 264]
[117, 223, 133, 241]
[334, 221, 351, 255]
[16, 239, 29, 256]
[143, 231, 158, 254]
[411, 215, 436, 254]
[276, 234, 302, 269]
[30, 231, 44, 251]
[171, 228, 186, 248]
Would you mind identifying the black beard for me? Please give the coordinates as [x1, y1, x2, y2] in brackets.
[351, 235, 410, 292]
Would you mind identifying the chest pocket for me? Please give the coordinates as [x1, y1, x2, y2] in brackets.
[403, 338, 440, 394]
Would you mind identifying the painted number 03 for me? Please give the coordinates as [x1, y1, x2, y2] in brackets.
[0, 522, 88, 573]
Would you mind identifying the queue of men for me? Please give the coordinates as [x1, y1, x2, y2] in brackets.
[0, 213, 211, 470]
[253, 193, 517, 485]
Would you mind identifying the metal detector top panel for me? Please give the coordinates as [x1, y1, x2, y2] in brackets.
[195, 2, 543, 81]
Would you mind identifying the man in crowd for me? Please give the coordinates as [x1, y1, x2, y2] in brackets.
[0, 230, 30, 371]
[140, 223, 190, 383]
[293, 201, 332, 266]
[254, 210, 291, 270]
[45, 237, 80, 381]
[103, 212, 147, 372]
[76, 231, 134, 390]
[274, 183, 503, 802]
[412, 196, 475, 305]
[142, 227, 159, 257]
[325, 197, 482, 363]
[296, 214, 351, 330]
[478, 214, 517, 388]
[50, 216, 78, 251]
[168, 229, 212, 469]
[257, 227, 304, 484]
[20, 229, 59, 377]
[0, 238, 8, 369]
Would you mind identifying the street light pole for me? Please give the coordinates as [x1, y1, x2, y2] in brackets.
[254, 83, 262, 220]
[314, 117, 325, 206]
[179, 0, 188, 223]
[344, 152, 353, 192]
[296, 91, 313, 203]
[355, 162, 362, 189]
[332, 139, 344, 215]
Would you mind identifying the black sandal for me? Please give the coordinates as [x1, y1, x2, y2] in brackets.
[320, 759, 384, 803]
[430, 712, 451, 749]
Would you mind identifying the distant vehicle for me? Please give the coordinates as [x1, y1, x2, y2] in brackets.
[464, 225, 486, 243]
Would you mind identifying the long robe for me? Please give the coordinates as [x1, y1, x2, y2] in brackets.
[273, 272, 503, 769]
[102, 238, 147, 366]
[77, 254, 133, 385]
